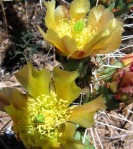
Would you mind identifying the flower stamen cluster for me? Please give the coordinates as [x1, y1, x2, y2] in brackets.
[15, 91, 70, 145]
[56, 19, 97, 50]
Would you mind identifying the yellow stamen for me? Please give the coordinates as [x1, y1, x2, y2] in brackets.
[14, 91, 70, 146]
[56, 19, 97, 49]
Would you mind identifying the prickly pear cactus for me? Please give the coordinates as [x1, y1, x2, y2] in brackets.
[96, 0, 133, 16]
[92, 53, 133, 110]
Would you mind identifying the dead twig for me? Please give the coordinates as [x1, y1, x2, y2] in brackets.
[0, 0, 8, 34]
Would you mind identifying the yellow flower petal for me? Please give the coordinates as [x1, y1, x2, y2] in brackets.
[87, 5, 114, 31]
[62, 122, 76, 140]
[0, 88, 26, 111]
[68, 95, 106, 128]
[0, 88, 11, 111]
[62, 122, 88, 149]
[53, 67, 81, 106]
[38, 26, 49, 42]
[70, 0, 90, 20]
[5, 104, 24, 132]
[87, 5, 105, 29]
[44, 0, 56, 29]
[102, 29, 122, 54]
[45, 28, 84, 57]
[83, 29, 111, 54]
[38, 27, 65, 55]
[83, 18, 123, 55]
[54, 5, 69, 22]
[46, 29, 66, 54]
[15, 62, 51, 98]
[92, 18, 122, 54]
[62, 35, 78, 58]
[63, 140, 88, 149]
[96, 8, 114, 31]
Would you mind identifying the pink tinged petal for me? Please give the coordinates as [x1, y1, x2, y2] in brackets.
[70, 0, 90, 20]
[53, 67, 81, 106]
[44, 0, 56, 29]
[0, 87, 26, 111]
[68, 95, 106, 128]
[15, 62, 51, 98]
[54, 5, 69, 22]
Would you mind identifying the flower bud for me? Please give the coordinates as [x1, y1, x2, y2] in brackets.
[110, 54, 133, 104]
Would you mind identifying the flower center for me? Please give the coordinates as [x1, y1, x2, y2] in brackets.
[56, 19, 97, 50]
[16, 91, 70, 147]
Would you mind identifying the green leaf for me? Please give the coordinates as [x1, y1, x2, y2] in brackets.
[74, 130, 92, 146]
[74, 131, 82, 141]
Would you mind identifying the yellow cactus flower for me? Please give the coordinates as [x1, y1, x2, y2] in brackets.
[39, 0, 123, 59]
[0, 63, 106, 149]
